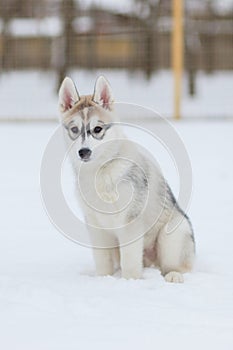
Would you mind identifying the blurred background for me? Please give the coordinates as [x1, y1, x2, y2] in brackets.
[0, 0, 232, 119]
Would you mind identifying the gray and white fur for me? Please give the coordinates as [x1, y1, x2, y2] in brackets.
[59, 76, 195, 283]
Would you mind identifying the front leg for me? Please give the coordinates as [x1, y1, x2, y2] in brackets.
[119, 238, 144, 279]
[89, 228, 116, 276]
[92, 248, 114, 276]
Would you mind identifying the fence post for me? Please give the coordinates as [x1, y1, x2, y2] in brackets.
[172, 0, 184, 120]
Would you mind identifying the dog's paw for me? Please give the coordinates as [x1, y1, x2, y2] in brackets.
[164, 271, 184, 283]
[96, 267, 114, 277]
[122, 268, 142, 280]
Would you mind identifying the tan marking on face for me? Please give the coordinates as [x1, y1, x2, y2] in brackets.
[74, 95, 97, 112]
[63, 94, 114, 128]
[63, 95, 97, 123]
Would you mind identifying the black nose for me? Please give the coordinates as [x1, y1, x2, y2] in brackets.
[78, 148, 92, 160]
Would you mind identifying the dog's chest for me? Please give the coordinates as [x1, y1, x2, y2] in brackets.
[77, 162, 141, 228]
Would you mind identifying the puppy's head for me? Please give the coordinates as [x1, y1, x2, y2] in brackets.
[59, 76, 121, 163]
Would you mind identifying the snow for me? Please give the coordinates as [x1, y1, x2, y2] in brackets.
[0, 69, 232, 120]
[72, 16, 94, 33]
[7, 17, 63, 37]
[211, 0, 233, 14]
[77, 0, 134, 14]
[186, 0, 233, 14]
[77, 0, 233, 15]
[1, 120, 233, 349]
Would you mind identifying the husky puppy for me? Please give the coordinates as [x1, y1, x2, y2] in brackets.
[59, 76, 195, 283]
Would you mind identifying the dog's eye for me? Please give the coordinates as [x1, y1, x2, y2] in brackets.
[93, 126, 103, 134]
[70, 126, 79, 134]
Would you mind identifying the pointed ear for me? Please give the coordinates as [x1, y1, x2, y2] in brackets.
[93, 76, 114, 110]
[59, 77, 79, 113]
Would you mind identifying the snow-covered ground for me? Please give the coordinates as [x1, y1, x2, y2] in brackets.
[0, 69, 232, 120]
[0, 120, 233, 349]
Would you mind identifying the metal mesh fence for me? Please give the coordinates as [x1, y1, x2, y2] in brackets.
[0, 0, 232, 119]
